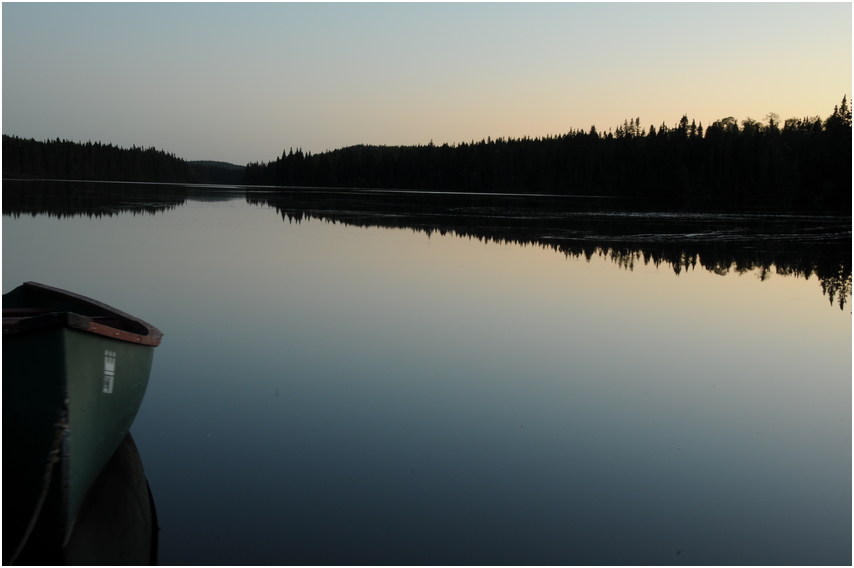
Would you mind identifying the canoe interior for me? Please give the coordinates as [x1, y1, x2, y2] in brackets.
[3, 282, 162, 346]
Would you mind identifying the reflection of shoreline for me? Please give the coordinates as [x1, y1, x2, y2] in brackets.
[248, 190, 852, 310]
[2, 180, 188, 218]
[2, 181, 849, 309]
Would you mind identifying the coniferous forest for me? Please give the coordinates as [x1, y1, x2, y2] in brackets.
[2, 137, 197, 183]
[244, 97, 852, 211]
[3, 97, 851, 211]
[1, 138, 243, 185]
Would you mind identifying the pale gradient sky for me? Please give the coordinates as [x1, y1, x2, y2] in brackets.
[2, 2, 851, 165]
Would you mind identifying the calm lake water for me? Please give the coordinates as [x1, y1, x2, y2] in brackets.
[3, 181, 851, 565]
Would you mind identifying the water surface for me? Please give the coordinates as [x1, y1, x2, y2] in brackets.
[3, 181, 850, 565]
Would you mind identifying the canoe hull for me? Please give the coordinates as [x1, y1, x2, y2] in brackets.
[3, 318, 154, 549]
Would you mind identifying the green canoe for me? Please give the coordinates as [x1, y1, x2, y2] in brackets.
[3, 282, 162, 558]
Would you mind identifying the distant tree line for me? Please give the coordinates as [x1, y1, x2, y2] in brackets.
[3, 97, 850, 211]
[2, 136, 198, 183]
[188, 161, 246, 185]
[2, 136, 244, 185]
[245, 97, 852, 211]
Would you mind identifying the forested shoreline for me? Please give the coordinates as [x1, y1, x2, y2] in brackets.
[3, 97, 851, 211]
[245, 97, 852, 211]
[2, 136, 197, 183]
[1, 137, 244, 185]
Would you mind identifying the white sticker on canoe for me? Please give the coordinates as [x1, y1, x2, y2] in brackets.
[103, 350, 116, 394]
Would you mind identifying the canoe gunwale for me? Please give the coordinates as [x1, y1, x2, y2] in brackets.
[2, 282, 162, 347]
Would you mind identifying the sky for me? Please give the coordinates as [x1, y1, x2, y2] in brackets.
[2, 2, 851, 165]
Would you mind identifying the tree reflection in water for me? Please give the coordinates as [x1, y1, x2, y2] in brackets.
[247, 189, 852, 311]
[3, 181, 849, 310]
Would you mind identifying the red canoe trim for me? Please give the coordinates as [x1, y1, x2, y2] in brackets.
[86, 320, 161, 346]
